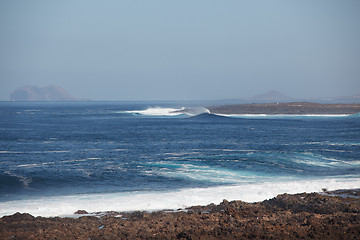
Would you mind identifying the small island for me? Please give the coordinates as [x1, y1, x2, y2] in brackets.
[10, 85, 88, 101]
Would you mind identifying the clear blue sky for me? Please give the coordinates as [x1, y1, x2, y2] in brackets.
[1, 0, 359, 101]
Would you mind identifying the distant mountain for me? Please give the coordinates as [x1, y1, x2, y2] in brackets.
[247, 90, 295, 102]
[10, 85, 85, 101]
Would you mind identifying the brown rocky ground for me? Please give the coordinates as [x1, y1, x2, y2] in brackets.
[208, 102, 360, 115]
[1, 190, 359, 240]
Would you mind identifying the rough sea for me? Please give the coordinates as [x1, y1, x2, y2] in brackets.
[0, 102, 359, 217]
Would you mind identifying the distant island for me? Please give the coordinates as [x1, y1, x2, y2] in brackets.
[208, 102, 360, 115]
[10, 85, 88, 101]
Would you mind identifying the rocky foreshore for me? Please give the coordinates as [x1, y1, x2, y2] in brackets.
[1, 189, 360, 239]
[208, 102, 360, 115]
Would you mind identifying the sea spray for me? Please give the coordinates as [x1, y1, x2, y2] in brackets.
[1, 177, 359, 217]
[122, 106, 210, 116]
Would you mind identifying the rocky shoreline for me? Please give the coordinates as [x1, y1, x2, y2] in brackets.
[1, 189, 359, 239]
[208, 102, 360, 115]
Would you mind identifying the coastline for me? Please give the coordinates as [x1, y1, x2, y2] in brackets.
[1, 189, 359, 239]
[2, 177, 360, 218]
[208, 102, 360, 115]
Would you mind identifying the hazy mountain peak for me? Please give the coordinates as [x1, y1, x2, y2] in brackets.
[249, 90, 294, 102]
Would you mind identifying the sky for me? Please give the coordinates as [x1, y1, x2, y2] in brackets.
[1, 0, 360, 101]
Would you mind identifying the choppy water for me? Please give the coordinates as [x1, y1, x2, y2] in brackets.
[0, 102, 359, 217]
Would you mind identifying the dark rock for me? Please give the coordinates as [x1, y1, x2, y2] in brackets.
[74, 210, 88, 214]
[2, 212, 35, 222]
[262, 192, 360, 214]
[220, 199, 229, 205]
[177, 231, 192, 239]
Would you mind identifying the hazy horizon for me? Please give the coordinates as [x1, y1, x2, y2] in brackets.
[1, 0, 360, 101]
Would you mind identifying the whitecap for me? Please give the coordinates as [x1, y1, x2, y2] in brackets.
[144, 161, 274, 183]
[0, 151, 25, 154]
[290, 153, 360, 168]
[124, 107, 186, 116]
[16, 164, 39, 168]
[121, 107, 210, 117]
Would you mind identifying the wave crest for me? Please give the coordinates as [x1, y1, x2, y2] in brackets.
[124, 107, 210, 117]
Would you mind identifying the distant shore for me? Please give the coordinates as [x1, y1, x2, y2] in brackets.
[1, 189, 359, 239]
[208, 102, 360, 115]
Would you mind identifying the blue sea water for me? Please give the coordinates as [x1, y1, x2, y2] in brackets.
[0, 101, 359, 217]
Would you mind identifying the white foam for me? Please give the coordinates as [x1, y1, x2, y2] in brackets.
[45, 151, 70, 153]
[0, 151, 25, 154]
[145, 161, 272, 183]
[0, 151, 70, 154]
[1, 177, 359, 217]
[23, 110, 42, 112]
[122, 107, 210, 117]
[16, 164, 39, 168]
[124, 107, 186, 116]
[289, 152, 360, 168]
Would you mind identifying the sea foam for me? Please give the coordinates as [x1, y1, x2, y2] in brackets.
[1, 177, 359, 217]
[125, 107, 186, 116]
[123, 107, 210, 117]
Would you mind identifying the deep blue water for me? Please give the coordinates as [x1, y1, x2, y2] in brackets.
[0, 102, 359, 216]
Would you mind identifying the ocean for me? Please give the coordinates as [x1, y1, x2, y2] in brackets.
[0, 101, 359, 217]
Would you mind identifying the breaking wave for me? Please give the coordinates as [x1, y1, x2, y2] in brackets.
[1, 177, 359, 217]
[123, 107, 210, 117]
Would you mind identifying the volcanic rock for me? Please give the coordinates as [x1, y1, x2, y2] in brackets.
[1, 190, 359, 239]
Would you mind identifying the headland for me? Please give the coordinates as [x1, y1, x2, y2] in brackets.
[208, 102, 360, 115]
